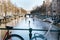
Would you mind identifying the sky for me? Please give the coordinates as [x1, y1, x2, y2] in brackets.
[10, 0, 44, 11]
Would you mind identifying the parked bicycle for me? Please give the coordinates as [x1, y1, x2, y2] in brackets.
[4, 26, 24, 40]
[4, 20, 57, 40]
[5, 26, 47, 40]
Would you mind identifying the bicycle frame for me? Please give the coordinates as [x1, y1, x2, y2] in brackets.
[3, 30, 11, 40]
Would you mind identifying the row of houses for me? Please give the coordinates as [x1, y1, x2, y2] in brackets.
[31, 0, 60, 18]
[0, 0, 27, 17]
[45, 0, 60, 16]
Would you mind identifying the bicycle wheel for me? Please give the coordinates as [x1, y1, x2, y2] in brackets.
[31, 34, 47, 40]
[5, 34, 24, 40]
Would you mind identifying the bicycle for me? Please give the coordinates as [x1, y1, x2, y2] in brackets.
[4, 26, 24, 40]
[5, 20, 53, 40]
[5, 26, 47, 40]
[31, 33, 47, 40]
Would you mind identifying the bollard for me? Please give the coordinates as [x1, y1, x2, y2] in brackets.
[29, 28, 32, 40]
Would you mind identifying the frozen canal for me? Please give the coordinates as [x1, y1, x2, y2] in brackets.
[11, 17, 59, 40]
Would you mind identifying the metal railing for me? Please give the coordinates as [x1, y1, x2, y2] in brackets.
[0, 26, 60, 40]
[0, 28, 60, 32]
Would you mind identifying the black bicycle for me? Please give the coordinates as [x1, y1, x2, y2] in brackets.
[5, 34, 24, 40]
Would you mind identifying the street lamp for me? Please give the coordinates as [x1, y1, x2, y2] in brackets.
[46, 6, 48, 18]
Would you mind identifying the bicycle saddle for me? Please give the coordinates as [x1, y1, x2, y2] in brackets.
[6, 26, 13, 29]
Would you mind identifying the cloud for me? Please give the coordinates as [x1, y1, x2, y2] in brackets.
[10, 0, 44, 10]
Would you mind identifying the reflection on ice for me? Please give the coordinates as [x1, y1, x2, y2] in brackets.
[12, 18, 58, 40]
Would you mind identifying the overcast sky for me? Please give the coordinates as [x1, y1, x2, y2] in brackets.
[10, 0, 44, 11]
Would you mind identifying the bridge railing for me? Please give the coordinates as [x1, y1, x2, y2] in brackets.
[0, 27, 60, 40]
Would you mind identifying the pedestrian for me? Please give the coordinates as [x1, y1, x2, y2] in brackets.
[29, 21, 30, 24]
[33, 18, 34, 22]
[29, 21, 30, 28]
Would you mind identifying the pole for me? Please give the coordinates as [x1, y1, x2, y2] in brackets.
[58, 32, 60, 40]
[46, 6, 47, 18]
